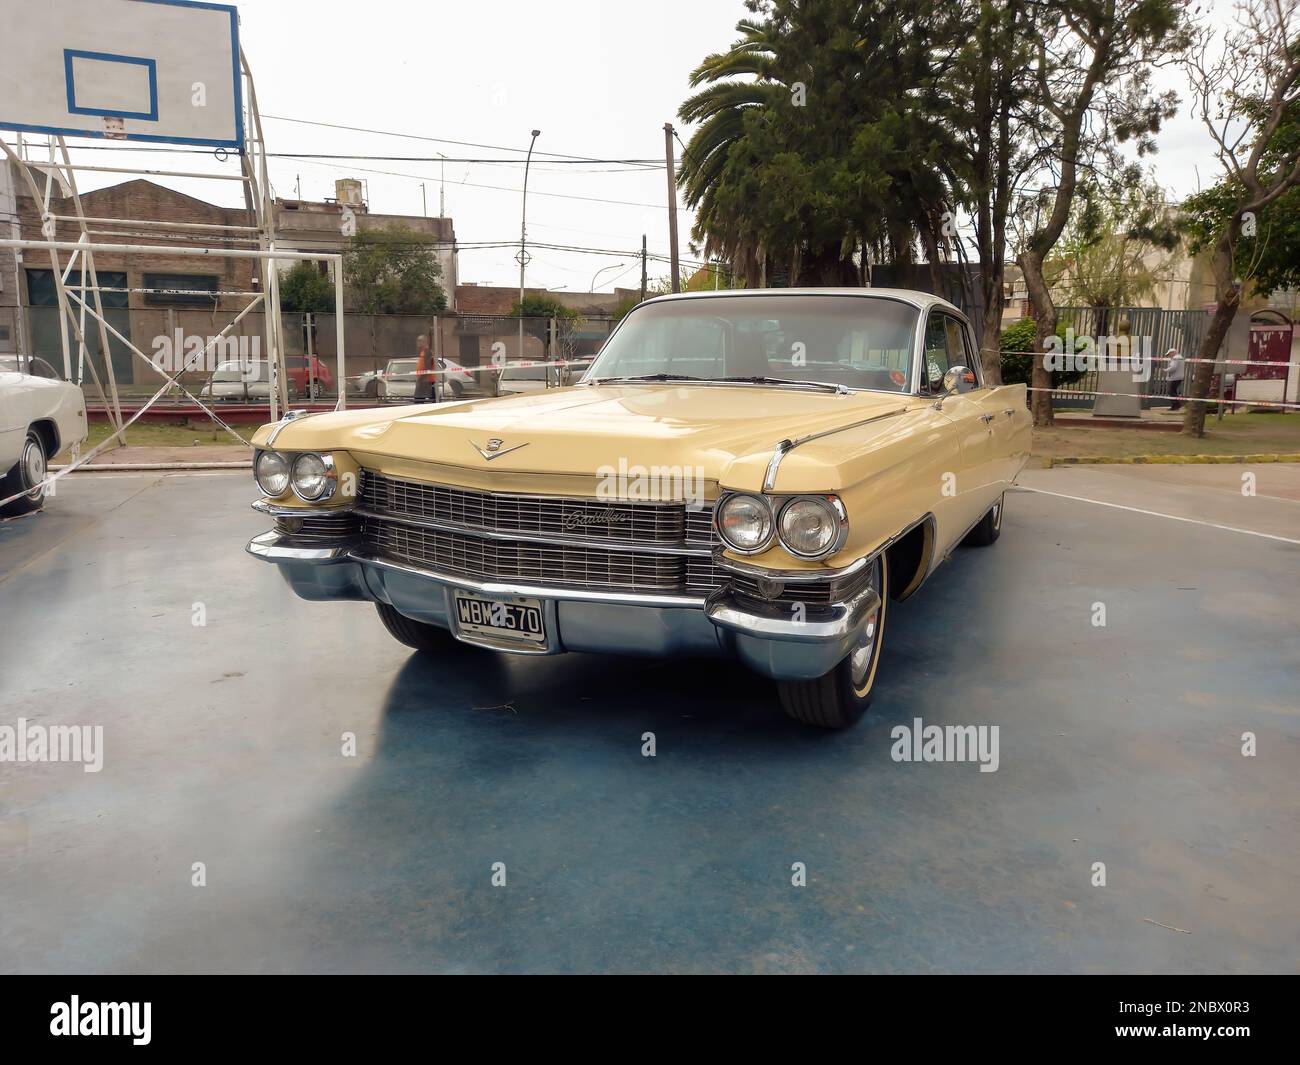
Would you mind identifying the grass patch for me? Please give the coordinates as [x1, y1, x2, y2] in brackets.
[1032, 411, 1300, 461]
[54, 420, 249, 462]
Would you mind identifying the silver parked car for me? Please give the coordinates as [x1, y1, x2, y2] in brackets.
[202, 360, 298, 402]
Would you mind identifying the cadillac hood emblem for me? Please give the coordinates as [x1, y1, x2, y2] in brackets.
[470, 437, 528, 461]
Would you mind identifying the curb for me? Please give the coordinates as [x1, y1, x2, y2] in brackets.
[1041, 453, 1300, 469]
[50, 462, 252, 472]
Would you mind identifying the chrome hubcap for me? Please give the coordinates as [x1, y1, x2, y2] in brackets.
[23, 440, 45, 496]
[849, 560, 882, 688]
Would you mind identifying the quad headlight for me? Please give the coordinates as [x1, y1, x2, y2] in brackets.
[290, 452, 337, 501]
[254, 450, 290, 497]
[255, 449, 337, 502]
[778, 496, 846, 559]
[717, 493, 774, 554]
[716, 492, 847, 560]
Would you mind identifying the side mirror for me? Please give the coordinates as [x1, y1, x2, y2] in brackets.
[942, 365, 977, 395]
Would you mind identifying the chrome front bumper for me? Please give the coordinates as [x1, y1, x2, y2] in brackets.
[246, 530, 879, 682]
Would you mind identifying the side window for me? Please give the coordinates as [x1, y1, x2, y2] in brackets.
[947, 318, 982, 387]
[921, 313, 957, 392]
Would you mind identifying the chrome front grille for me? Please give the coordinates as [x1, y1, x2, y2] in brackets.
[364, 517, 684, 591]
[274, 511, 359, 541]
[354, 470, 858, 604]
[361, 470, 685, 545]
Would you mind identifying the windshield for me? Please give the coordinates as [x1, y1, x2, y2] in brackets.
[584, 295, 919, 393]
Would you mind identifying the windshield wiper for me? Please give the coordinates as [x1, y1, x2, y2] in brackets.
[591, 373, 706, 383]
[715, 376, 848, 394]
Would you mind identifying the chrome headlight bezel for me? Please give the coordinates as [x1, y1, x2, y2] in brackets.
[289, 451, 338, 502]
[716, 492, 775, 555]
[254, 449, 290, 498]
[776, 495, 848, 560]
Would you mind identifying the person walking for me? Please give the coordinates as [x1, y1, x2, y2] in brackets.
[413, 333, 439, 403]
[1165, 348, 1185, 412]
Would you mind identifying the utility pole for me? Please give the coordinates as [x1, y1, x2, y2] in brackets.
[664, 123, 680, 293]
[640, 234, 647, 301]
[421, 183, 427, 217]
[518, 130, 541, 360]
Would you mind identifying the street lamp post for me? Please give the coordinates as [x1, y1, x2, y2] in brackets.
[517, 129, 541, 361]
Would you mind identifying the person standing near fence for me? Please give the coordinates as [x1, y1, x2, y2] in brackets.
[414, 333, 438, 403]
[1166, 348, 1185, 411]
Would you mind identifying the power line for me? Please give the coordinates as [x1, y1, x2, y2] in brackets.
[260, 113, 648, 165]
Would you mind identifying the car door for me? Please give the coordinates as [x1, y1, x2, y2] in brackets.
[920, 311, 999, 545]
[0, 369, 27, 471]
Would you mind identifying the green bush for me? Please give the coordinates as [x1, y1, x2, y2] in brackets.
[999, 317, 1086, 388]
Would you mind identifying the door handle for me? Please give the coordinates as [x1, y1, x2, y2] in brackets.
[980, 413, 995, 424]
[1003, 409, 1016, 417]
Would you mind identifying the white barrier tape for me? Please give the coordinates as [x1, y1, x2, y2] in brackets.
[1025, 386, 1300, 411]
[1003, 349, 1300, 368]
[350, 357, 597, 383]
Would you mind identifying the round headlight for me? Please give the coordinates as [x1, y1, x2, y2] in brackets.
[255, 450, 290, 497]
[717, 494, 773, 554]
[290, 452, 335, 501]
[778, 497, 843, 559]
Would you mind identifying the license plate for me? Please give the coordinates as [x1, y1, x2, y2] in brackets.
[453, 591, 546, 645]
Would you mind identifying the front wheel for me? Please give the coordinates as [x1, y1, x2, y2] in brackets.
[776, 554, 888, 729]
[375, 602, 456, 653]
[962, 492, 1004, 547]
[0, 429, 48, 516]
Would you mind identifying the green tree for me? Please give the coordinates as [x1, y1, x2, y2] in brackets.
[278, 262, 336, 313]
[344, 226, 447, 315]
[1014, 0, 1189, 428]
[1176, 0, 1300, 436]
[1047, 178, 1181, 314]
[677, 0, 960, 287]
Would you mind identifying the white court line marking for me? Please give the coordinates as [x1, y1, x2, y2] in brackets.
[1013, 485, 1300, 546]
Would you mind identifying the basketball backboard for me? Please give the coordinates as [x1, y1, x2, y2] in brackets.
[0, 0, 243, 148]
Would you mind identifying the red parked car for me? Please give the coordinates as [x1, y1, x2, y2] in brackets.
[284, 355, 334, 399]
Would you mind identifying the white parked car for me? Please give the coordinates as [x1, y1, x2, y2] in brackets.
[377, 357, 477, 401]
[0, 355, 87, 515]
[496, 358, 593, 395]
[201, 360, 298, 403]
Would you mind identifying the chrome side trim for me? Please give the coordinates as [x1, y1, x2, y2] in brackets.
[265, 409, 317, 447]
[355, 505, 712, 557]
[246, 530, 354, 563]
[761, 408, 907, 492]
[348, 548, 709, 609]
[707, 582, 882, 642]
[251, 498, 357, 518]
[762, 440, 794, 492]
[711, 549, 869, 584]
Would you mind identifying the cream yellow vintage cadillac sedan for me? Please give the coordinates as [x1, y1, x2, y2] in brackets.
[247, 290, 1030, 728]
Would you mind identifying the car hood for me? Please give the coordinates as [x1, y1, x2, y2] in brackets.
[253, 384, 917, 493]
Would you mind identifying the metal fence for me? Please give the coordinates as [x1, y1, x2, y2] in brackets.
[1048, 306, 1210, 408]
[22, 308, 620, 408]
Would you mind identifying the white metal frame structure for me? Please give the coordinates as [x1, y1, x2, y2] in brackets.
[0, 2, 347, 472]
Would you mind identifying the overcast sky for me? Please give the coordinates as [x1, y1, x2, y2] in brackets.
[7, 0, 1241, 292]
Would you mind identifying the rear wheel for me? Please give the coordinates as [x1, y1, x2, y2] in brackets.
[449, 380, 463, 399]
[962, 492, 1004, 547]
[0, 430, 48, 517]
[776, 554, 888, 729]
[375, 602, 455, 653]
